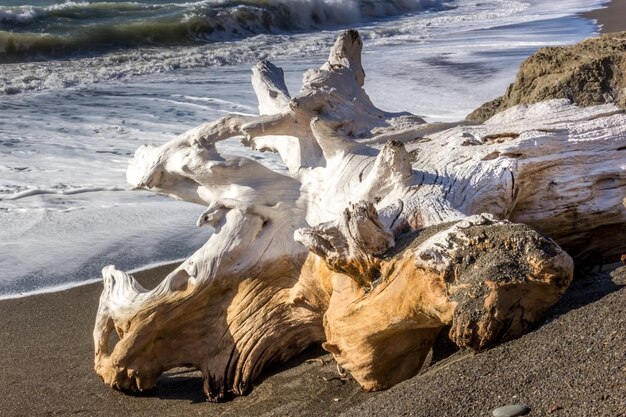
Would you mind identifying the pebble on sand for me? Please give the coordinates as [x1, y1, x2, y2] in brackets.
[492, 404, 530, 417]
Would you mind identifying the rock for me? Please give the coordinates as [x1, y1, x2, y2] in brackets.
[468, 32, 626, 121]
[492, 404, 531, 417]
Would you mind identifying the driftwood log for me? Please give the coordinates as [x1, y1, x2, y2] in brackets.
[93, 30, 626, 401]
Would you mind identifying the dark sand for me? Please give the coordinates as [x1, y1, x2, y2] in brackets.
[1, 261, 625, 416]
[583, 0, 626, 33]
[0, 263, 371, 417]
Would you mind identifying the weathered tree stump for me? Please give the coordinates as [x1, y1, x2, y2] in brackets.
[93, 30, 626, 400]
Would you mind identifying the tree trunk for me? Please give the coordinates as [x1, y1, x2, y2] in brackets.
[93, 30, 626, 400]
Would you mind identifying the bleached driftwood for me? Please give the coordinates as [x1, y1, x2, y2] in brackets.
[94, 30, 626, 400]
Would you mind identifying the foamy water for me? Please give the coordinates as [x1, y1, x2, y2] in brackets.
[0, 0, 608, 297]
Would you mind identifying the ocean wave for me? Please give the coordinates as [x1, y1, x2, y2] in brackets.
[0, 6, 37, 24]
[0, 0, 444, 60]
[0, 33, 337, 94]
[0, 2, 155, 24]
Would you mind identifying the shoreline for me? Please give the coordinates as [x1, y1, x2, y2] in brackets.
[582, 0, 626, 33]
[0, 258, 186, 301]
[3, 0, 626, 303]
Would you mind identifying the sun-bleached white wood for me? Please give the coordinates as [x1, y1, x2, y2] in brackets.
[94, 30, 626, 400]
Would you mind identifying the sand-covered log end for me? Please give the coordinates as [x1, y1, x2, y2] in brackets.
[303, 210, 573, 391]
[442, 218, 574, 350]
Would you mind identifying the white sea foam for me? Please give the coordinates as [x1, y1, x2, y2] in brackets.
[0, 6, 38, 23]
[0, 0, 608, 297]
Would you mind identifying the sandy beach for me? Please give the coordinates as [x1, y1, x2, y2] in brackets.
[1, 262, 624, 416]
[2, 3, 626, 417]
[0, 263, 374, 417]
[583, 0, 626, 33]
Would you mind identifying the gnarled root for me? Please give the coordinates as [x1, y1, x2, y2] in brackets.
[93, 29, 624, 399]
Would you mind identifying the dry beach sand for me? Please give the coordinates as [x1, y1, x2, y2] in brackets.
[2, 2, 626, 416]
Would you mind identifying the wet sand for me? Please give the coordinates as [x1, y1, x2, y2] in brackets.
[583, 0, 626, 33]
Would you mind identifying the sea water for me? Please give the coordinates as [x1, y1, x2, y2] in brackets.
[0, 0, 608, 298]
